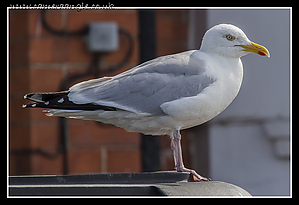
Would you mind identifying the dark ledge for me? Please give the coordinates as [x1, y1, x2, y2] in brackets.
[9, 171, 251, 196]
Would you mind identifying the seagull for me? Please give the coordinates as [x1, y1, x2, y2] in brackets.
[23, 24, 270, 181]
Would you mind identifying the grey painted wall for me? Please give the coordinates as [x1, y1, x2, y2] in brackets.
[206, 8, 290, 196]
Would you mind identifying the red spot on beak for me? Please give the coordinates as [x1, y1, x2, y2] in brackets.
[258, 51, 266, 56]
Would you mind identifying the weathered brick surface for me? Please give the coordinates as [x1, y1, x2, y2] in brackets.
[107, 148, 141, 173]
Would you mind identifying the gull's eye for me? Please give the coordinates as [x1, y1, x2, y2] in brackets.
[226, 34, 235, 41]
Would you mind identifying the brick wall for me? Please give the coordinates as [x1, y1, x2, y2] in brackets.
[9, 9, 190, 175]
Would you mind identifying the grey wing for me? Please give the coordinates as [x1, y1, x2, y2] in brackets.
[68, 51, 216, 115]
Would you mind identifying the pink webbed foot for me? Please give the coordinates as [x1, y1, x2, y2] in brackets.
[176, 166, 210, 182]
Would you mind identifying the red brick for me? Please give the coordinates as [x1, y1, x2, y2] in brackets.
[64, 67, 95, 89]
[160, 135, 171, 149]
[157, 42, 187, 57]
[28, 10, 64, 37]
[9, 11, 29, 67]
[68, 38, 90, 63]
[181, 130, 192, 168]
[42, 38, 90, 63]
[68, 119, 140, 147]
[160, 135, 175, 171]
[30, 122, 60, 148]
[10, 154, 32, 175]
[68, 149, 102, 174]
[30, 108, 57, 122]
[30, 68, 63, 92]
[9, 96, 30, 123]
[9, 69, 30, 93]
[156, 10, 188, 41]
[9, 10, 28, 38]
[105, 35, 139, 65]
[9, 124, 31, 150]
[156, 10, 188, 57]
[161, 149, 174, 171]
[29, 38, 53, 63]
[31, 151, 63, 174]
[156, 17, 179, 42]
[9, 40, 29, 67]
[29, 38, 82, 63]
[51, 39, 71, 62]
[67, 10, 138, 36]
[107, 148, 141, 173]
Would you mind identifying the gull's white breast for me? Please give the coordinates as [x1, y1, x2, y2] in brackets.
[160, 51, 244, 130]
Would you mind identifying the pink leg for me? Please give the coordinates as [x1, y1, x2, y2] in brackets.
[170, 129, 210, 182]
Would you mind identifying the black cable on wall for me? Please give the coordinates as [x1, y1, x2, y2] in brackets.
[138, 9, 161, 172]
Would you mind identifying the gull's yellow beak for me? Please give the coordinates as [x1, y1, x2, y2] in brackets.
[236, 41, 270, 58]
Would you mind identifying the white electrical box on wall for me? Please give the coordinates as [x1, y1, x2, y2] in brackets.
[86, 22, 118, 52]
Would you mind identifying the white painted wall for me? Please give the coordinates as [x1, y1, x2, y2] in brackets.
[206, 8, 290, 196]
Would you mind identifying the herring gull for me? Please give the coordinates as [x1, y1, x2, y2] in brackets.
[23, 24, 270, 181]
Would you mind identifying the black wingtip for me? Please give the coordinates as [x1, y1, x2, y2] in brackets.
[23, 90, 118, 111]
[22, 103, 37, 108]
[23, 93, 29, 100]
[24, 93, 36, 100]
[24, 93, 45, 103]
[24, 91, 70, 103]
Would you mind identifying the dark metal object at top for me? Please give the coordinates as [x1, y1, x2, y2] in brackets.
[9, 171, 251, 196]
